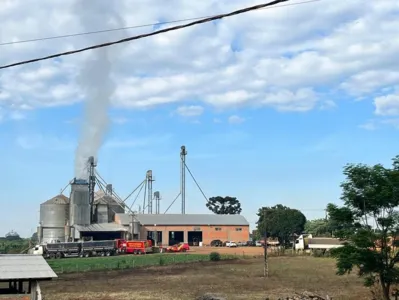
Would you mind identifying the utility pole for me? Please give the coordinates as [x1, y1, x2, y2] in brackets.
[180, 145, 187, 214]
[263, 208, 269, 278]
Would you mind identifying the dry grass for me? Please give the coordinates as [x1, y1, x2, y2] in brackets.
[41, 256, 370, 300]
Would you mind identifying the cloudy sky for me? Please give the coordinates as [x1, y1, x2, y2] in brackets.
[1, 0, 398, 237]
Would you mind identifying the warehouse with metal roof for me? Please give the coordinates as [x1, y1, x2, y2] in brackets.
[0, 254, 57, 298]
[115, 213, 250, 246]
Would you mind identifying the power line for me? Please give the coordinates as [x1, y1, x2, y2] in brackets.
[0, 0, 319, 48]
[0, 0, 292, 70]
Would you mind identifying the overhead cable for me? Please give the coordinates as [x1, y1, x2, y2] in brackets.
[0, 0, 290, 70]
[123, 179, 146, 203]
[0, 0, 318, 47]
[183, 160, 209, 204]
[164, 192, 182, 214]
[129, 182, 146, 211]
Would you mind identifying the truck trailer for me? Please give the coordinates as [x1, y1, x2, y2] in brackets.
[32, 240, 124, 259]
[295, 234, 344, 252]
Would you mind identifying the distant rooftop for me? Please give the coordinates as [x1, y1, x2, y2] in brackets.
[116, 213, 249, 226]
[41, 194, 69, 205]
[0, 255, 57, 281]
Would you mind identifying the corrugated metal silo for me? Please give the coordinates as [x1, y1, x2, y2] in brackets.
[69, 179, 90, 226]
[40, 194, 69, 244]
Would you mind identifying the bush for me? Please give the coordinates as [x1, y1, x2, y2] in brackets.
[209, 252, 221, 262]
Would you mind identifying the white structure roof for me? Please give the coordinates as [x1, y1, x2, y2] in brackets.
[0, 254, 57, 281]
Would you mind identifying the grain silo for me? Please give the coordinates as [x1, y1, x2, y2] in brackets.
[94, 190, 124, 223]
[39, 194, 69, 244]
[69, 179, 90, 227]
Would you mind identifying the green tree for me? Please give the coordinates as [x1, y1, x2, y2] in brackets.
[257, 204, 306, 246]
[329, 156, 399, 300]
[31, 232, 38, 244]
[304, 218, 332, 237]
[206, 196, 242, 214]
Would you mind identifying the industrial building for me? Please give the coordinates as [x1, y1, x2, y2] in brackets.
[37, 146, 250, 246]
[115, 213, 250, 246]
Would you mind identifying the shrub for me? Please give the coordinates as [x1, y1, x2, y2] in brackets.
[209, 252, 221, 262]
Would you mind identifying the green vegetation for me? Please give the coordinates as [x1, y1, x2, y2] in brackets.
[209, 251, 221, 261]
[328, 155, 399, 300]
[304, 218, 332, 237]
[48, 253, 237, 274]
[206, 196, 242, 214]
[256, 204, 307, 245]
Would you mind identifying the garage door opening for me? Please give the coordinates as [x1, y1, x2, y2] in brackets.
[147, 231, 162, 246]
[188, 231, 202, 246]
[168, 231, 184, 246]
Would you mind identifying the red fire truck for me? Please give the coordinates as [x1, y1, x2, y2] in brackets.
[124, 239, 153, 255]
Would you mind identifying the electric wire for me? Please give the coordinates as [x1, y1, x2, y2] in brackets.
[0, 0, 318, 48]
[0, 0, 290, 70]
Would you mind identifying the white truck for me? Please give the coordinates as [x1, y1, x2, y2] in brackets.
[295, 234, 343, 252]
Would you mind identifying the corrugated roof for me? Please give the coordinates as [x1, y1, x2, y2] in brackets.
[74, 223, 128, 232]
[0, 255, 57, 280]
[41, 194, 69, 205]
[116, 213, 249, 226]
[94, 190, 120, 205]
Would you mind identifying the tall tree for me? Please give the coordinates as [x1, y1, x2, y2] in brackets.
[206, 196, 242, 214]
[329, 156, 399, 300]
[257, 204, 306, 245]
[304, 218, 332, 237]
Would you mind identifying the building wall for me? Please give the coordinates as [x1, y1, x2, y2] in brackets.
[141, 224, 250, 246]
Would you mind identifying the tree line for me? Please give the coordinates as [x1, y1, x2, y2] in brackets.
[207, 155, 399, 300]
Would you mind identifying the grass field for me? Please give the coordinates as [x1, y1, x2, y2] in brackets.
[47, 253, 238, 273]
[42, 256, 370, 300]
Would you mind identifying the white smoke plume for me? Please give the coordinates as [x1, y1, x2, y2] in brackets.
[73, 1, 126, 179]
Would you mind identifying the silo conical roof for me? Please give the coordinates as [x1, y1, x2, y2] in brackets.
[41, 194, 70, 205]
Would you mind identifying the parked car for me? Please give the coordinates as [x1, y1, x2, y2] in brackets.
[255, 241, 262, 247]
[225, 241, 237, 247]
[210, 239, 223, 247]
[237, 241, 246, 247]
[247, 241, 256, 246]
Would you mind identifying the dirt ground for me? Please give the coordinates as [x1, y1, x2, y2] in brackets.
[189, 246, 265, 255]
[41, 256, 370, 300]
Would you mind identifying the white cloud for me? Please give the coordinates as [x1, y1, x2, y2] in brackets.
[374, 93, 399, 116]
[359, 120, 377, 131]
[228, 115, 245, 124]
[175, 105, 204, 117]
[0, 0, 398, 115]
